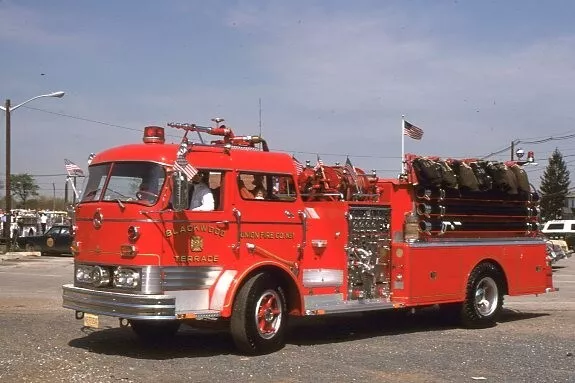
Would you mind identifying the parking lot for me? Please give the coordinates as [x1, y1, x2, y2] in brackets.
[0, 254, 573, 383]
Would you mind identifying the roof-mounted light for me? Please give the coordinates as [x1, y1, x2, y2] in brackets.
[143, 126, 165, 144]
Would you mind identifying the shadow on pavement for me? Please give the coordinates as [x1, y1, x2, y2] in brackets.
[67, 305, 545, 358]
[68, 325, 234, 359]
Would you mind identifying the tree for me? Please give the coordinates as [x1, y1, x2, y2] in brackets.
[10, 174, 40, 208]
[539, 148, 570, 221]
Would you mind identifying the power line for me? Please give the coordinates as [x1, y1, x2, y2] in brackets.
[18, 104, 575, 170]
[21, 105, 182, 140]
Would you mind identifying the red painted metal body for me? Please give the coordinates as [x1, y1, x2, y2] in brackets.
[63, 128, 554, 328]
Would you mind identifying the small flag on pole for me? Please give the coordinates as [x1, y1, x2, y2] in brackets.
[64, 159, 85, 177]
[345, 157, 358, 183]
[313, 154, 324, 171]
[292, 156, 304, 175]
[403, 120, 424, 140]
[173, 142, 198, 179]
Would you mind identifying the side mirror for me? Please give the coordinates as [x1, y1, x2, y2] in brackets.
[171, 171, 189, 211]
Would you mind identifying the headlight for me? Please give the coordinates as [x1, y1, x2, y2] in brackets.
[76, 265, 94, 283]
[113, 267, 140, 288]
[90, 266, 111, 287]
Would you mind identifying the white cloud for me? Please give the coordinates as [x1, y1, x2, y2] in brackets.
[222, 3, 575, 166]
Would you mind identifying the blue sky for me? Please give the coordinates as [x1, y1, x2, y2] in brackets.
[1, 0, 575, 197]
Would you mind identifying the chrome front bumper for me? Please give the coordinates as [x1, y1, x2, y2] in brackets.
[62, 284, 176, 320]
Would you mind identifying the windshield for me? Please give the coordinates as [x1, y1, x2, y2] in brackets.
[81, 162, 166, 205]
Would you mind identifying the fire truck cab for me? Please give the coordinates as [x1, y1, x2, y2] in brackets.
[63, 121, 555, 354]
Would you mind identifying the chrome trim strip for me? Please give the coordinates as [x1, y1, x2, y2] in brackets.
[211, 270, 237, 310]
[75, 217, 304, 226]
[63, 284, 221, 320]
[63, 284, 176, 319]
[76, 217, 206, 223]
[73, 265, 221, 294]
[408, 238, 545, 248]
[303, 293, 395, 314]
[302, 269, 344, 287]
[241, 221, 303, 226]
[161, 266, 222, 290]
[172, 290, 210, 313]
[141, 266, 161, 294]
[76, 217, 157, 223]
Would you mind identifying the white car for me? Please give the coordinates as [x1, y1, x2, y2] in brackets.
[541, 220, 575, 262]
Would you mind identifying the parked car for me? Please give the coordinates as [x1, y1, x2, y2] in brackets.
[541, 220, 574, 263]
[17, 224, 73, 256]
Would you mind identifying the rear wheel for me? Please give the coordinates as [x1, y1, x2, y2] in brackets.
[25, 243, 35, 252]
[129, 320, 181, 341]
[230, 273, 287, 354]
[461, 263, 504, 328]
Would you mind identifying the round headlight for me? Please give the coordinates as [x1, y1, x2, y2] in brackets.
[90, 266, 111, 287]
[113, 267, 140, 288]
[76, 265, 94, 283]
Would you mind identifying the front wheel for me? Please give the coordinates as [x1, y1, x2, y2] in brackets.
[461, 263, 504, 328]
[230, 273, 287, 354]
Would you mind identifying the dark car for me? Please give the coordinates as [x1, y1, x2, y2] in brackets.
[17, 225, 73, 256]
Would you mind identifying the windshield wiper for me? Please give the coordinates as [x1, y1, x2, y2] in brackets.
[115, 199, 125, 209]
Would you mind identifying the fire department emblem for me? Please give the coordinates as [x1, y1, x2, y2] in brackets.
[190, 235, 203, 252]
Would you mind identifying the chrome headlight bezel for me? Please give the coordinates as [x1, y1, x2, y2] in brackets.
[113, 267, 141, 289]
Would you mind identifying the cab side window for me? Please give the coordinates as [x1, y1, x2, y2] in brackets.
[187, 170, 224, 211]
[238, 173, 297, 202]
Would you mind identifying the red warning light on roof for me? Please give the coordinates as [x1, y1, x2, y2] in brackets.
[143, 126, 165, 144]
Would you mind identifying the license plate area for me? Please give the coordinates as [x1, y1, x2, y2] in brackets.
[83, 313, 99, 328]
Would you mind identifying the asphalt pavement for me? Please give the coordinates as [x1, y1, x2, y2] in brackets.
[0, 250, 41, 261]
[0, 253, 573, 382]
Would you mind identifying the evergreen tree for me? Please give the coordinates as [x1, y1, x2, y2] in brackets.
[539, 148, 570, 220]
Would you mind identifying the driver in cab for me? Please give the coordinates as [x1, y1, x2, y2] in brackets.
[189, 171, 214, 211]
[136, 181, 156, 203]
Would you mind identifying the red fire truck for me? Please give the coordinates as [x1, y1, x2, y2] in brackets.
[62, 120, 555, 354]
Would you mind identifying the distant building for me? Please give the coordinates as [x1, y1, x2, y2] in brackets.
[564, 192, 575, 219]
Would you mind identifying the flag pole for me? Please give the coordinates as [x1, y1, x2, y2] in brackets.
[401, 115, 406, 176]
[66, 176, 80, 201]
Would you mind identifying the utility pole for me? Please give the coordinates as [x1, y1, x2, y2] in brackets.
[52, 183, 56, 211]
[0, 91, 65, 252]
[4, 99, 11, 249]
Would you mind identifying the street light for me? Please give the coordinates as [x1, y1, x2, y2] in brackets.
[0, 91, 65, 251]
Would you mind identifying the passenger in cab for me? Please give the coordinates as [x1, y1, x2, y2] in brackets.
[238, 179, 254, 199]
[251, 175, 266, 200]
[189, 171, 215, 211]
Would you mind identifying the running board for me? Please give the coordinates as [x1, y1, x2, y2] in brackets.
[304, 293, 395, 315]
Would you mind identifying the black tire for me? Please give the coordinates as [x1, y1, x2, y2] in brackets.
[25, 243, 35, 252]
[230, 272, 288, 354]
[129, 319, 181, 341]
[461, 263, 504, 328]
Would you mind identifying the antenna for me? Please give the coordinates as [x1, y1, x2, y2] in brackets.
[258, 98, 262, 137]
[259, 98, 262, 149]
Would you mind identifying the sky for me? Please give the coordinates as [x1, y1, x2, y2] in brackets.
[1, 0, 575, 198]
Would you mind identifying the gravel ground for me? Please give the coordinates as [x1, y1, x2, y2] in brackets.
[0, 256, 573, 383]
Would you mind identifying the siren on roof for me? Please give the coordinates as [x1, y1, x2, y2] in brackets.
[143, 126, 165, 144]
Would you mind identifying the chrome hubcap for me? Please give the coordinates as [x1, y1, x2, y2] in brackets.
[474, 276, 498, 317]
